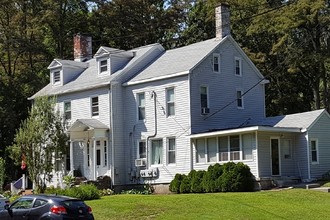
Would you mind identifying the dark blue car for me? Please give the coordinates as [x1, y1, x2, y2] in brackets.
[0, 194, 94, 220]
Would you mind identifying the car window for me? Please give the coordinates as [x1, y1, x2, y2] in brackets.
[33, 199, 48, 208]
[62, 200, 86, 208]
[11, 198, 34, 209]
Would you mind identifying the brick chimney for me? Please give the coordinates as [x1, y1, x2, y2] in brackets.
[215, 3, 231, 40]
[73, 34, 92, 62]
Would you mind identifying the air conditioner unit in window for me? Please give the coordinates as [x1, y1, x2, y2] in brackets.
[201, 107, 210, 115]
[135, 158, 146, 167]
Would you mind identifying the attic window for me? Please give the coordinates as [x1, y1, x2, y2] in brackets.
[213, 53, 220, 73]
[99, 59, 108, 74]
[53, 71, 61, 84]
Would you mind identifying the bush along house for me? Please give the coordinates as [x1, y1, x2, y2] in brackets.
[30, 4, 330, 191]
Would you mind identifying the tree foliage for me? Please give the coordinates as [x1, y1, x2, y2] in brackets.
[9, 96, 68, 193]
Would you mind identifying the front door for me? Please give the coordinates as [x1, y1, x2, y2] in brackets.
[271, 138, 280, 176]
[95, 140, 108, 177]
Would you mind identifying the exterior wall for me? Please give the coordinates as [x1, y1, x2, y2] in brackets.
[257, 131, 300, 178]
[307, 113, 330, 179]
[62, 67, 85, 85]
[190, 39, 266, 133]
[56, 86, 111, 128]
[293, 133, 308, 179]
[123, 75, 191, 184]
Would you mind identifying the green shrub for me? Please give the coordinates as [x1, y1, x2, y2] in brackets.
[190, 170, 205, 193]
[179, 175, 191, 193]
[169, 174, 184, 193]
[202, 163, 223, 192]
[45, 184, 100, 200]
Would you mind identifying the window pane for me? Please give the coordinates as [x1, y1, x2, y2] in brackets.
[230, 135, 240, 160]
[196, 139, 205, 163]
[96, 149, 101, 166]
[100, 60, 107, 72]
[219, 136, 228, 161]
[167, 88, 175, 116]
[92, 97, 99, 116]
[138, 93, 145, 120]
[282, 140, 291, 159]
[235, 59, 241, 75]
[104, 146, 107, 166]
[54, 71, 60, 83]
[311, 140, 317, 162]
[213, 55, 219, 72]
[151, 140, 163, 165]
[200, 86, 208, 109]
[207, 138, 217, 162]
[242, 133, 253, 160]
[237, 91, 243, 108]
[64, 102, 71, 120]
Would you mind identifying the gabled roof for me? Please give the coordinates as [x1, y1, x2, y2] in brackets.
[125, 36, 265, 86]
[29, 43, 162, 99]
[95, 46, 134, 58]
[68, 119, 109, 132]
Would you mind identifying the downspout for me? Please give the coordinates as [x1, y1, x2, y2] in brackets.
[146, 91, 157, 168]
[110, 82, 115, 186]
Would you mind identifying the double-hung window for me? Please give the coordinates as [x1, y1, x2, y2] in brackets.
[237, 90, 244, 109]
[139, 141, 146, 159]
[213, 53, 220, 73]
[235, 57, 242, 76]
[310, 139, 318, 163]
[151, 139, 163, 165]
[200, 86, 209, 114]
[137, 93, 145, 121]
[167, 138, 176, 164]
[91, 96, 99, 117]
[64, 101, 71, 120]
[166, 88, 175, 116]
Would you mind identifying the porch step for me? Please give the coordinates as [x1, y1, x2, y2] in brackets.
[305, 183, 321, 189]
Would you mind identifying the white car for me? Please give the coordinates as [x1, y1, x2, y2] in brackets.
[0, 195, 9, 210]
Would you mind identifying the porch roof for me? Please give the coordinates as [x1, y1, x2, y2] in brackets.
[68, 119, 109, 132]
[189, 126, 301, 139]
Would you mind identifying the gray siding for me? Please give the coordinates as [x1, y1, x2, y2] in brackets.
[190, 40, 265, 133]
[110, 56, 131, 74]
[124, 76, 191, 184]
[293, 134, 308, 179]
[308, 113, 330, 179]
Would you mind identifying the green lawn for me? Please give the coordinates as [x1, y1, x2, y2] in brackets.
[86, 189, 330, 220]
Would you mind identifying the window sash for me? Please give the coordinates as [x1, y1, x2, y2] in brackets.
[196, 139, 206, 163]
[96, 149, 101, 166]
[138, 93, 145, 120]
[213, 54, 220, 72]
[166, 88, 175, 116]
[100, 60, 108, 73]
[168, 138, 176, 164]
[139, 141, 146, 159]
[200, 86, 208, 109]
[207, 138, 217, 162]
[235, 58, 241, 76]
[242, 134, 253, 160]
[230, 135, 240, 160]
[237, 91, 243, 108]
[311, 140, 318, 162]
[64, 102, 71, 120]
[104, 146, 107, 166]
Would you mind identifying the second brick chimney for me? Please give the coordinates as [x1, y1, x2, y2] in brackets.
[74, 34, 92, 62]
[215, 3, 231, 40]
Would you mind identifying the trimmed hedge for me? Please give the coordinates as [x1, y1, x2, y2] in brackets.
[169, 162, 254, 193]
[45, 184, 101, 200]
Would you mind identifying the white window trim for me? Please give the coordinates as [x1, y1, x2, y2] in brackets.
[166, 87, 175, 117]
[167, 137, 176, 165]
[150, 139, 163, 167]
[236, 89, 244, 109]
[213, 53, 220, 73]
[98, 58, 109, 75]
[310, 138, 319, 164]
[90, 96, 99, 117]
[235, 57, 242, 76]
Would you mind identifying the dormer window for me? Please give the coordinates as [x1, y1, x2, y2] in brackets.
[99, 59, 108, 74]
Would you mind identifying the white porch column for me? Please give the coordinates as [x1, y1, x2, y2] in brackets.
[70, 141, 74, 172]
[93, 139, 97, 180]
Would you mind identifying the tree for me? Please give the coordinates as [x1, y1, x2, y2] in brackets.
[9, 96, 68, 193]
